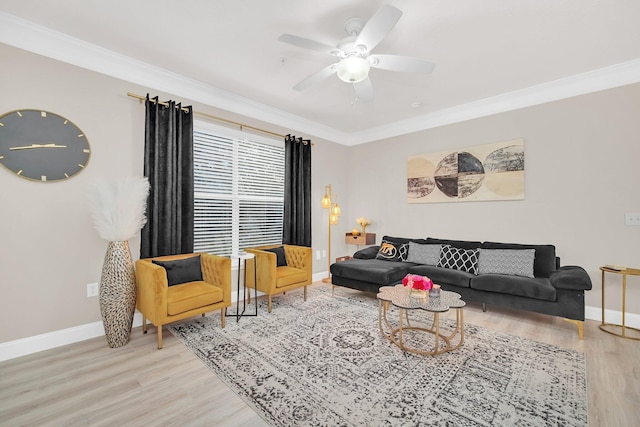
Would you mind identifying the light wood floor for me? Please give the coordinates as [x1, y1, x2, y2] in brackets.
[1, 283, 638, 426]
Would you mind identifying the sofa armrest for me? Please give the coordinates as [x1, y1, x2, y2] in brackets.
[135, 259, 169, 321]
[201, 253, 231, 305]
[354, 245, 380, 259]
[245, 248, 278, 292]
[549, 266, 593, 291]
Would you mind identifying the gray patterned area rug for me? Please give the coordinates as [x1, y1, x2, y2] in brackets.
[168, 285, 587, 426]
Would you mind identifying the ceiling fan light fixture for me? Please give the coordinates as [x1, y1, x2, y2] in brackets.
[336, 57, 370, 83]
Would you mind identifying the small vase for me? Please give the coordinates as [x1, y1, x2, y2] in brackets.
[361, 225, 367, 235]
[99, 240, 136, 348]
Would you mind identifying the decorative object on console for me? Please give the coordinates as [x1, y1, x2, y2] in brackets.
[88, 176, 150, 348]
[351, 228, 361, 236]
[321, 184, 340, 283]
[0, 109, 91, 182]
[356, 216, 371, 235]
[407, 138, 524, 203]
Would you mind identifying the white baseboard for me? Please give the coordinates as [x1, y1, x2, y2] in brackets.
[0, 312, 144, 362]
[3, 298, 637, 363]
[585, 305, 640, 329]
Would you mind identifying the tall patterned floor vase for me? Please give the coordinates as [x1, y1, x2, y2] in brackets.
[99, 240, 136, 348]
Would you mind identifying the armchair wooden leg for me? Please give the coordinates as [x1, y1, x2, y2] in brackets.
[142, 316, 147, 334]
[157, 325, 163, 349]
[304, 286, 307, 301]
[247, 286, 251, 304]
[268, 296, 272, 313]
[221, 309, 226, 328]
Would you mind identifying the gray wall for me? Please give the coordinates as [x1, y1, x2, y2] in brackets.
[1, 42, 638, 345]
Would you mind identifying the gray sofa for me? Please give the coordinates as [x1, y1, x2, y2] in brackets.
[330, 236, 592, 338]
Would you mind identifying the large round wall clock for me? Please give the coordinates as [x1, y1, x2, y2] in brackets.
[0, 109, 91, 182]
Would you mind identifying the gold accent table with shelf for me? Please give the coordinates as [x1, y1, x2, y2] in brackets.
[600, 266, 640, 340]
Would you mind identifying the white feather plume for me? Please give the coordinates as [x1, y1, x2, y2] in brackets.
[88, 177, 150, 241]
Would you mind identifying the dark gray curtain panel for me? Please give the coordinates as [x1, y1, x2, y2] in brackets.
[282, 135, 312, 247]
[140, 95, 194, 258]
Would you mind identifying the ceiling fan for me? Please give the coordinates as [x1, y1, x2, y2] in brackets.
[278, 4, 435, 102]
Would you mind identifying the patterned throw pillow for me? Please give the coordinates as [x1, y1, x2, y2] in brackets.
[375, 240, 409, 262]
[478, 249, 535, 278]
[437, 245, 479, 274]
[406, 242, 442, 265]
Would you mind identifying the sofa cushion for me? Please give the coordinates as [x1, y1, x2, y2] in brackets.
[471, 275, 557, 301]
[406, 242, 441, 265]
[408, 265, 474, 288]
[167, 281, 222, 315]
[354, 245, 380, 259]
[381, 235, 428, 245]
[264, 246, 288, 266]
[331, 259, 413, 286]
[376, 240, 409, 262]
[438, 245, 479, 274]
[275, 266, 308, 288]
[153, 255, 203, 287]
[426, 237, 482, 250]
[481, 242, 556, 277]
[478, 248, 535, 278]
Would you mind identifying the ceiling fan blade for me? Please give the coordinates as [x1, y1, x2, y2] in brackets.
[278, 34, 338, 55]
[355, 4, 402, 51]
[293, 63, 337, 91]
[353, 77, 374, 103]
[369, 54, 435, 73]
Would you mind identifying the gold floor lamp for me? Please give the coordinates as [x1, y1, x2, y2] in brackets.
[321, 184, 340, 283]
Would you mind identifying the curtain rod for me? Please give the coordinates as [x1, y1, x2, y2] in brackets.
[127, 92, 291, 140]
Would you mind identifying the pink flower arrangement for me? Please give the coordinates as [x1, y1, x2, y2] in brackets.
[402, 274, 433, 291]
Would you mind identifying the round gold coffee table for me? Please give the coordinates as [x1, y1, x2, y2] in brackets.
[377, 284, 465, 356]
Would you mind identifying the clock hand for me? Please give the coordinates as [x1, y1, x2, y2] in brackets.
[9, 144, 68, 150]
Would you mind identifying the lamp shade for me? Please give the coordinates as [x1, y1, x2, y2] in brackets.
[336, 57, 370, 83]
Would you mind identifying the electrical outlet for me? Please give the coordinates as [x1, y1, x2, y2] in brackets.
[87, 282, 99, 297]
[322, 249, 326, 258]
[625, 213, 640, 226]
[316, 250, 321, 261]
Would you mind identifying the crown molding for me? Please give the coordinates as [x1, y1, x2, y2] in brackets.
[346, 58, 640, 145]
[2, 11, 639, 146]
[0, 11, 347, 144]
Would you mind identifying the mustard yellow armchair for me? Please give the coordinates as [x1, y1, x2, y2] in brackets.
[135, 253, 231, 349]
[245, 245, 313, 312]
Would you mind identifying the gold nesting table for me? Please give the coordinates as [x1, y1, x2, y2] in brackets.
[600, 266, 640, 340]
[377, 284, 465, 356]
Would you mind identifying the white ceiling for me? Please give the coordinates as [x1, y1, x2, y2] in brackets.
[1, 0, 640, 145]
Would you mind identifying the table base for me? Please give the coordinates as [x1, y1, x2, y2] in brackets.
[599, 323, 640, 340]
[378, 300, 465, 356]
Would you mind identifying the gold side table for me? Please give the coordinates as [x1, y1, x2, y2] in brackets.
[600, 266, 640, 340]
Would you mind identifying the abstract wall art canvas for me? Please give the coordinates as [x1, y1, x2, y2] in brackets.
[407, 138, 524, 203]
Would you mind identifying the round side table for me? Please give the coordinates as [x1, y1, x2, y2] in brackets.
[599, 266, 640, 340]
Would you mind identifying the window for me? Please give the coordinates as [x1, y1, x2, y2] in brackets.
[193, 121, 284, 256]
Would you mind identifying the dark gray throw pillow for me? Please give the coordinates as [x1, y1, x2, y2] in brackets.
[153, 255, 203, 286]
[264, 246, 288, 267]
